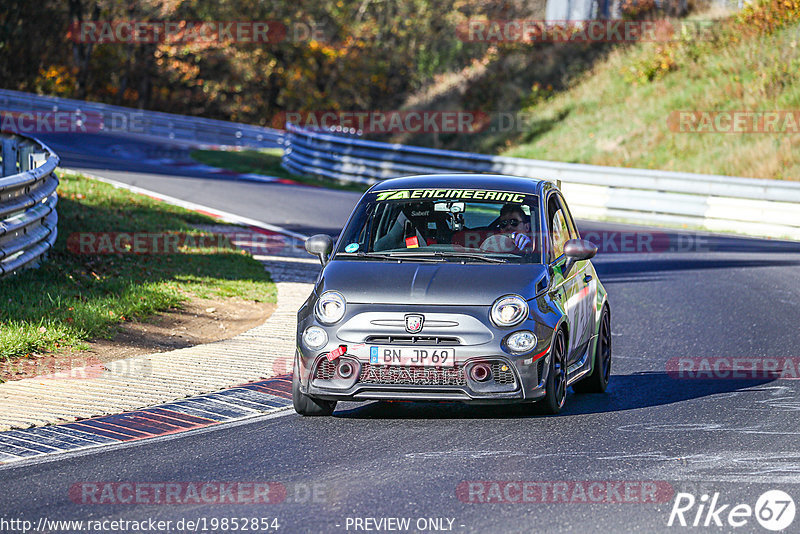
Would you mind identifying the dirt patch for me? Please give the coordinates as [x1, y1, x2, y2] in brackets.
[1, 296, 275, 382]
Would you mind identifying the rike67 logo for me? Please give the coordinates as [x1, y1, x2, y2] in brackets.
[668, 490, 795, 531]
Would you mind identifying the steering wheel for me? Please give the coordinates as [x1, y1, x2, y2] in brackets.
[479, 234, 516, 253]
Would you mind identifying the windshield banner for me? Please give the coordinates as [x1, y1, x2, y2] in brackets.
[375, 189, 527, 203]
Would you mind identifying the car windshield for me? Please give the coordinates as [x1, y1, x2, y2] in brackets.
[335, 188, 542, 264]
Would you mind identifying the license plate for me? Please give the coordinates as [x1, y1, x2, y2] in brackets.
[369, 346, 455, 367]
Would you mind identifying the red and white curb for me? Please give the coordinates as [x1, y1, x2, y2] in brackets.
[144, 158, 302, 186]
[0, 376, 293, 466]
[105, 142, 301, 186]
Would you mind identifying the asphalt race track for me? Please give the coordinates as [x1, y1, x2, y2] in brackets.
[37, 132, 357, 236]
[2, 133, 800, 533]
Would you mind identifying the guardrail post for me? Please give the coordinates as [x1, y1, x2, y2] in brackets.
[18, 144, 33, 172]
[30, 152, 47, 169]
[2, 138, 18, 177]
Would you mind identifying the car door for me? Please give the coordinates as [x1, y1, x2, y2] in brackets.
[546, 193, 583, 365]
[557, 192, 596, 361]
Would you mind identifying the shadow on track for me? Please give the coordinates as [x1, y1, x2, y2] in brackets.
[332, 371, 771, 420]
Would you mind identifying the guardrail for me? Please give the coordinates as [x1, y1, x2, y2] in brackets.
[0, 134, 59, 278]
[0, 88, 283, 149]
[282, 122, 800, 240]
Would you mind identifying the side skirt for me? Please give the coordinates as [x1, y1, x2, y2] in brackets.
[566, 334, 597, 386]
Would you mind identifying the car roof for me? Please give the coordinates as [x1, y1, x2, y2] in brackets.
[367, 174, 552, 195]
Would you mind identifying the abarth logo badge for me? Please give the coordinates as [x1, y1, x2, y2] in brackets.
[405, 314, 424, 334]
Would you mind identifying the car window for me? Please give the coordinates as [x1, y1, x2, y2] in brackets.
[547, 194, 568, 262]
[551, 209, 569, 260]
[336, 188, 542, 264]
[556, 193, 579, 240]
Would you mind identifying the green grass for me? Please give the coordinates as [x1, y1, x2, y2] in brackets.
[0, 172, 276, 362]
[191, 148, 370, 192]
[502, 11, 800, 180]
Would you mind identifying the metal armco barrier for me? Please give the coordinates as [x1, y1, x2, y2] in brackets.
[0, 134, 59, 277]
[282, 122, 800, 240]
[0, 88, 283, 149]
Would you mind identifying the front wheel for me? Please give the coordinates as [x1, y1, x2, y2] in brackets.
[573, 306, 611, 394]
[539, 329, 567, 415]
[292, 368, 337, 416]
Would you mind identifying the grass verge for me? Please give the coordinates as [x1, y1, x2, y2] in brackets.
[0, 171, 276, 363]
[191, 148, 370, 192]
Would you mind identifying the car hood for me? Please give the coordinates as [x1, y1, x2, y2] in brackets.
[317, 260, 547, 306]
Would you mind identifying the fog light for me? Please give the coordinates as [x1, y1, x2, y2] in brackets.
[338, 361, 354, 379]
[303, 326, 327, 350]
[470, 363, 492, 382]
[506, 331, 537, 353]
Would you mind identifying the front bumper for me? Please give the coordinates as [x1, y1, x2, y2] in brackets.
[300, 353, 548, 403]
[295, 303, 555, 404]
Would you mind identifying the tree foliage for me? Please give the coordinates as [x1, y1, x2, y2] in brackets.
[0, 0, 548, 125]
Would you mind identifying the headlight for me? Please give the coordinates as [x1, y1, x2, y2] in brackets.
[302, 326, 328, 350]
[491, 295, 528, 327]
[506, 331, 537, 353]
[315, 291, 346, 324]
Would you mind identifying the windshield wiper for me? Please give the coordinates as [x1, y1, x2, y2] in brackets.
[387, 251, 509, 263]
[337, 252, 444, 263]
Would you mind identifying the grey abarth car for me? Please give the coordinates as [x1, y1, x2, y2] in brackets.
[293, 174, 611, 415]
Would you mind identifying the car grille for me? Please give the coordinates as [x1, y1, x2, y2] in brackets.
[492, 362, 516, 385]
[365, 335, 461, 346]
[314, 359, 337, 380]
[359, 363, 467, 386]
[316, 359, 516, 388]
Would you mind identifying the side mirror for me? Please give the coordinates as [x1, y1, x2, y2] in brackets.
[305, 234, 334, 265]
[563, 239, 598, 277]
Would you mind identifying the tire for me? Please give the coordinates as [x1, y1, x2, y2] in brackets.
[292, 368, 337, 416]
[573, 306, 611, 394]
[539, 328, 568, 415]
